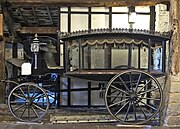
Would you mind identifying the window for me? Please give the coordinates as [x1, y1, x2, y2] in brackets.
[60, 6, 152, 32]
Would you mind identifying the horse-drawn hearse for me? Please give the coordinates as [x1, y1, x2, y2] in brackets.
[4, 28, 171, 124]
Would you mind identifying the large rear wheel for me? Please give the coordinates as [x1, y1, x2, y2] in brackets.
[104, 70, 163, 124]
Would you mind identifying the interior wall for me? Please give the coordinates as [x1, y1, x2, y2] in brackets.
[164, 0, 180, 126]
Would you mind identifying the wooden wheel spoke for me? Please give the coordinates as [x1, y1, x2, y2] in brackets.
[137, 102, 147, 119]
[13, 104, 26, 112]
[128, 72, 133, 91]
[110, 85, 130, 95]
[137, 79, 152, 93]
[118, 76, 130, 92]
[31, 106, 40, 118]
[19, 87, 27, 99]
[110, 89, 117, 94]
[137, 96, 160, 101]
[124, 101, 132, 121]
[115, 100, 129, 116]
[33, 93, 44, 101]
[111, 91, 121, 103]
[109, 98, 129, 108]
[135, 73, 142, 92]
[139, 100, 157, 111]
[132, 101, 137, 121]
[107, 95, 127, 98]
[12, 93, 26, 101]
[28, 106, 31, 121]
[27, 85, 30, 98]
[138, 88, 159, 95]
[32, 103, 46, 112]
[32, 87, 38, 98]
[20, 107, 27, 118]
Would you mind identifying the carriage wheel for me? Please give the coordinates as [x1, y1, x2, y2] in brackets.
[8, 82, 49, 122]
[105, 69, 163, 124]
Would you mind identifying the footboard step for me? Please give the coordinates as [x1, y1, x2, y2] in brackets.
[50, 114, 117, 124]
[116, 124, 151, 128]
[16, 121, 44, 125]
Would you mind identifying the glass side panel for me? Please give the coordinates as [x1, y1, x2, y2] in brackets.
[90, 46, 105, 69]
[68, 42, 151, 70]
[68, 41, 79, 70]
[111, 46, 128, 69]
[131, 45, 139, 68]
[140, 46, 148, 69]
[81, 46, 89, 69]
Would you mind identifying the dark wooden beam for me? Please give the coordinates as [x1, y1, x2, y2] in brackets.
[1, 4, 17, 37]
[150, 6, 155, 30]
[32, 6, 40, 26]
[46, 6, 54, 26]
[5, 0, 170, 7]
[17, 7, 29, 26]
[16, 27, 58, 34]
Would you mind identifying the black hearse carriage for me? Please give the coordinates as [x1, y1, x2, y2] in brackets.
[6, 28, 171, 124]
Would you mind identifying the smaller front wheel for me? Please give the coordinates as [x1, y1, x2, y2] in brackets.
[8, 82, 49, 122]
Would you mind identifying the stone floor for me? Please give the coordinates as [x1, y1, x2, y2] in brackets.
[0, 104, 179, 129]
[0, 122, 180, 129]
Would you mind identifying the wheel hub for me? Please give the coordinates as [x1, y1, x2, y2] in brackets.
[129, 93, 137, 101]
[25, 100, 32, 106]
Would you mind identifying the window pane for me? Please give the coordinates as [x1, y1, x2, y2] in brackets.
[92, 14, 109, 29]
[133, 14, 150, 30]
[71, 91, 88, 105]
[71, 7, 88, 12]
[60, 7, 68, 11]
[71, 79, 88, 89]
[71, 14, 88, 31]
[135, 6, 150, 13]
[60, 92, 67, 105]
[60, 14, 68, 32]
[60, 77, 68, 89]
[18, 43, 24, 59]
[91, 90, 105, 105]
[112, 7, 128, 12]
[112, 14, 129, 28]
[92, 7, 109, 12]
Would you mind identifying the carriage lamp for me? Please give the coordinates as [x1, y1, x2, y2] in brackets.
[128, 6, 136, 29]
[31, 34, 40, 69]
